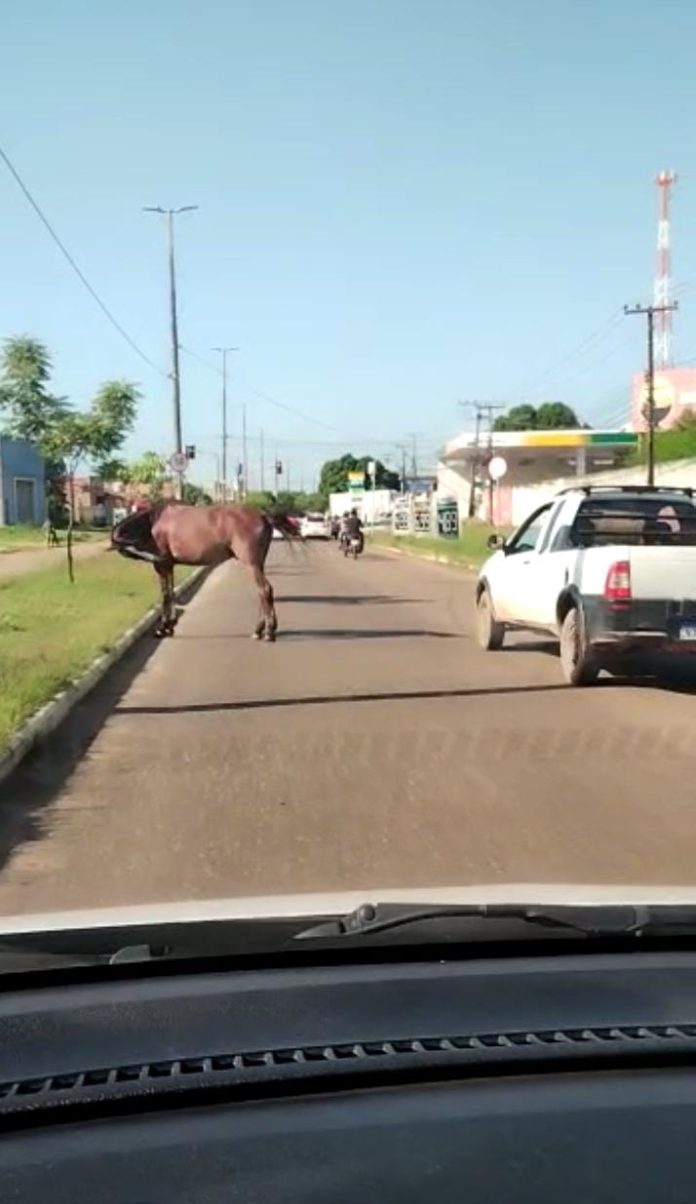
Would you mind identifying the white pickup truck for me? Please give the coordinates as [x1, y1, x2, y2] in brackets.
[476, 486, 696, 685]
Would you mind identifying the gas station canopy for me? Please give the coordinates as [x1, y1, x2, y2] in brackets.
[440, 429, 638, 486]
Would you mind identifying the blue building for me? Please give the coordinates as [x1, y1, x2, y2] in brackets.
[0, 436, 46, 525]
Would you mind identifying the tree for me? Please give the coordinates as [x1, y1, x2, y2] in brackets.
[0, 336, 67, 442]
[317, 453, 400, 501]
[0, 336, 140, 576]
[492, 404, 539, 431]
[535, 401, 581, 429]
[44, 383, 140, 582]
[245, 490, 276, 509]
[87, 381, 140, 461]
[116, 451, 168, 495]
[44, 415, 101, 582]
[493, 402, 581, 431]
[182, 482, 213, 505]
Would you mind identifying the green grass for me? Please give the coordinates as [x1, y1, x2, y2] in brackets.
[0, 556, 194, 752]
[0, 525, 106, 553]
[368, 522, 506, 569]
[625, 421, 696, 467]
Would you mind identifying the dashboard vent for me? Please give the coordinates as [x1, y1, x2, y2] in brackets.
[3, 1022, 696, 1112]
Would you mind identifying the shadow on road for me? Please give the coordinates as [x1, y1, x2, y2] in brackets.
[0, 571, 211, 877]
[280, 628, 460, 641]
[117, 680, 572, 718]
[501, 640, 560, 657]
[276, 594, 428, 606]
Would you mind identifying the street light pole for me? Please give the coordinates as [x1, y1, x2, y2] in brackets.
[212, 346, 238, 501]
[144, 204, 198, 498]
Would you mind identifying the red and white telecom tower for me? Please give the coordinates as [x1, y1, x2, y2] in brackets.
[654, 170, 677, 368]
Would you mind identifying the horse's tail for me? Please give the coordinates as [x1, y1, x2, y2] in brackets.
[111, 507, 168, 564]
[265, 508, 303, 543]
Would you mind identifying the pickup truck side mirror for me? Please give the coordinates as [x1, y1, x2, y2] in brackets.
[487, 532, 507, 552]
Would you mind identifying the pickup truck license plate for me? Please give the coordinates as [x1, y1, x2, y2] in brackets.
[679, 624, 696, 641]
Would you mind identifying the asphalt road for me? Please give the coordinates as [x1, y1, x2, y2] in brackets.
[0, 540, 695, 914]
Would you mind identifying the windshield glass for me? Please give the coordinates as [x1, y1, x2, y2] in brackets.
[1, 0, 696, 948]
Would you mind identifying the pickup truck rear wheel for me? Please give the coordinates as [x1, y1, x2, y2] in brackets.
[476, 588, 505, 651]
[559, 607, 599, 686]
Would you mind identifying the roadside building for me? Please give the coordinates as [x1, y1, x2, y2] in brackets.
[65, 475, 177, 525]
[0, 436, 46, 525]
[437, 429, 638, 526]
[68, 476, 124, 526]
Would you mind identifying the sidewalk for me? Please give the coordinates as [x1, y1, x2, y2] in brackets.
[0, 540, 108, 581]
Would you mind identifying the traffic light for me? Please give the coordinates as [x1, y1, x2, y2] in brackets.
[275, 459, 283, 476]
[185, 444, 196, 460]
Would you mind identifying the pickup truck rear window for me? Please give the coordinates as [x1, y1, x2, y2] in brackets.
[572, 494, 696, 547]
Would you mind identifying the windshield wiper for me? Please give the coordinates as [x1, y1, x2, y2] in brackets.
[294, 901, 678, 941]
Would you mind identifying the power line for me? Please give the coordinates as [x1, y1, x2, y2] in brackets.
[237, 376, 349, 437]
[519, 308, 625, 398]
[179, 344, 349, 437]
[179, 343, 223, 375]
[204, 431, 407, 448]
[0, 142, 167, 377]
[531, 331, 637, 395]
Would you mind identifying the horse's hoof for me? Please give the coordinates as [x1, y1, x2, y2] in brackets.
[251, 631, 262, 641]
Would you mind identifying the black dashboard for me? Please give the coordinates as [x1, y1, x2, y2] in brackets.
[3, 944, 696, 1201]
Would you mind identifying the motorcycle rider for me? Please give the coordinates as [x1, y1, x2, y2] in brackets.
[345, 507, 364, 554]
[338, 510, 351, 550]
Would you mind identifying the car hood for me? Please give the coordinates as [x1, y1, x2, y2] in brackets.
[4, 883, 696, 936]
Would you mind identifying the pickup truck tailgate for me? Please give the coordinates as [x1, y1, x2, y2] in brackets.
[629, 546, 696, 601]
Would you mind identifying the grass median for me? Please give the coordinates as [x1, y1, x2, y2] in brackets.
[0, 525, 105, 554]
[0, 552, 194, 752]
[368, 522, 506, 569]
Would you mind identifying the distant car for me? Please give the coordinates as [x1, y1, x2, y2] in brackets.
[300, 512, 330, 539]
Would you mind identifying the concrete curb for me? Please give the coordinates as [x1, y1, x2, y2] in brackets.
[369, 541, 481, 573]
[0, 567, 207, 789]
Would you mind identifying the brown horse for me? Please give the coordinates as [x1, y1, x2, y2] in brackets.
[111, 502, 301, 640]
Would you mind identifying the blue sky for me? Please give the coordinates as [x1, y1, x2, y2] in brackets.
[2, 0, 696, 488]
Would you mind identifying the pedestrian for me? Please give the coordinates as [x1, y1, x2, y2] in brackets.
[43, 517, 59, 547]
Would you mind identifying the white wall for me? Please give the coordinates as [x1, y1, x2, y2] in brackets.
[329, 488, 395, 521]
[510, 458, 696, 525]
[435, 462, 471, 510]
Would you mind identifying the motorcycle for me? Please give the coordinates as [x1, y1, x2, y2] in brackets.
[343, 533, 362, 560]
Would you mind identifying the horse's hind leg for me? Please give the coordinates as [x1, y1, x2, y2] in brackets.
[251, 566, 276, 642]
[154, 562, 175, 637]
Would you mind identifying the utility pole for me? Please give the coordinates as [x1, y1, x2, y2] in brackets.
[241, 403, 248, 498]
[459, 401, 504, 519]
[405, 432, 419, 478]
[259, 428, 265, 493]
[624, 302, 678, 486]
[468, 407, 482, 518]
[144, 204, 198, 499]
[212, 345, 238, 501]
